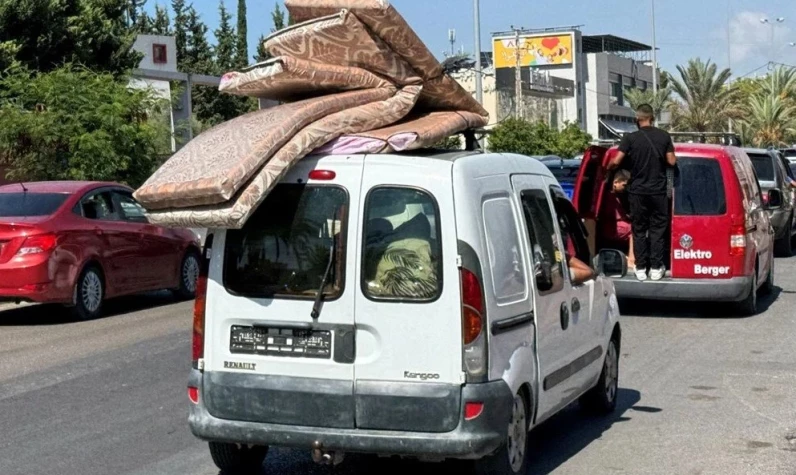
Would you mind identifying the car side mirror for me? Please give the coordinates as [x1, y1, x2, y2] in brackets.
[594, 249, 628, 278]
[766, 189, 783, 209]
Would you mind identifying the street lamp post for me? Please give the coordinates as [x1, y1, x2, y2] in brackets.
[760, 17, 785, 63]
[473, 0, 483, 104]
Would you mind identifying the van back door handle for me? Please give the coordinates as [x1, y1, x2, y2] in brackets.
[571, 297, 581, 313]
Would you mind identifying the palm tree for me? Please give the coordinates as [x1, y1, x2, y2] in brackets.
[623, 86, 673, 118]
[759, 66, 796, 101]
[668, 58, 741, 132]
[742, 94, 796, 148]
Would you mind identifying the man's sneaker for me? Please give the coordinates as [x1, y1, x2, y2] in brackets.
[635, 268, 648, 281]
[650, 267, 666, 281]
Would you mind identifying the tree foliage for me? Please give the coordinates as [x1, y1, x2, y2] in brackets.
[623, 86, 673, 118]
[235, 0, 248, 68]
[253, 3, 291, 63]
[488, 119, 591, 158]
[668, 58, 741, 132]
[737, 67, 796, 147]
[0, 0, 141, 75]
[0, 65, 170, 187]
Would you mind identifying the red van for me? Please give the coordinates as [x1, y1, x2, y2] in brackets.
[573, 143, 775, 315]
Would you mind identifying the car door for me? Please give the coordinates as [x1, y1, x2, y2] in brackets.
[77, 189, 135, 293]
[112, 190, 180, 290]
[572, 146, 608, 256]
[512, 174, 589, 422]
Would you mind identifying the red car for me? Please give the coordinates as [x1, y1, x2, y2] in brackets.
[573, 143, 775, 315]
[0, 181, 201, 319]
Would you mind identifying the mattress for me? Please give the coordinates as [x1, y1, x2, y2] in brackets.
[134, 0, 488, 228]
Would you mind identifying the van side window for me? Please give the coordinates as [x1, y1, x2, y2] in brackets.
[482, 197, 527, 304]
[519, 189, 565, 294]
[362, 187, 442, 301]
[550, 187, 591, 265]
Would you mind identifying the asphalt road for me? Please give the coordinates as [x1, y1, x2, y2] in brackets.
[1, 262, 796, 475]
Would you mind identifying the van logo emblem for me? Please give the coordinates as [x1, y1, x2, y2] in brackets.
[679, 234, 693, 249]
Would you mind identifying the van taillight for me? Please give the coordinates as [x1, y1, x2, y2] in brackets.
[461, 266, 487, 381]
[192, 235, 213, 364]
[461, 268, 483, 345]
[730, 225, 746, 257]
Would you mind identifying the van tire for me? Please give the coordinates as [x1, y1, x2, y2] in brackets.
[73, 265, 105, 321]
[208, 442, 268, 472]
[736, 270, 758, 316]
[579, 337, 619, 415]
[473, 392, 529, 475]
[760, 259, 775, 295]
[774, 221, 793, 256]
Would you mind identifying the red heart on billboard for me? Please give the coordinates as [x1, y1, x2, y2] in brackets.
[541, 37, 560, 50]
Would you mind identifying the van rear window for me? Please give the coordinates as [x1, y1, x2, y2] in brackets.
[674, 158, 726, 216]
[362, 187, 441, 301]
[748, 153, 775, 181]
[223, 184, 348, 299]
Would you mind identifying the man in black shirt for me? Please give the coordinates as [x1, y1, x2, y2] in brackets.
[607, 104, 677, 281]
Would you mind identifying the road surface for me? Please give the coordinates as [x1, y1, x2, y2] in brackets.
[1, 261, 795, 474]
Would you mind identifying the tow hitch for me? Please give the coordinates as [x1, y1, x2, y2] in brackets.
[311, 441, 345, 465]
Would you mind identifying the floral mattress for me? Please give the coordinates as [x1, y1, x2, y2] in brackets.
[134, 0, 488, 228]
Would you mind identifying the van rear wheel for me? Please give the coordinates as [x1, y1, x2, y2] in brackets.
[208, 441, 268, 472]
[473, 392, 529, 475]
[735, 270, 758, 316]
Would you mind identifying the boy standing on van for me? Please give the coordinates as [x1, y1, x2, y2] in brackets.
[607, 104, 677, 282]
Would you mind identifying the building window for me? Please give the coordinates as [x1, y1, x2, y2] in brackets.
[153, 44, 167, 64]
[638, 80, 647, 91]
[610, 81, 624, 106]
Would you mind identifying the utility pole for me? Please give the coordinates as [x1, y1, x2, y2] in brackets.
[448, 29, 456, 56]
[473, 0, 483, 104]
[514, 27, 523, 119]
[727, 0, 733, 134]
[651, 0, 658, 93]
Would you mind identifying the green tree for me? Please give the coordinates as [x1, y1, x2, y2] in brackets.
[171, 0, 189, 67]
[0, 0, 141, 75]
[0, 65, 170, 187]
[623, 86, 673, 118]
[271, 2, 287, 31]
[253, 3, 291, 62]
[235, 0, 248, 68]
[488, 118, 557, 156]
[215, 1, 236, 71]
[184, 6, 213, 73]
[432, 136, 462, 150]
[254, 35, 269, 62]
[741, 94, 796, 147]
[552, 122, 592, 158]
[488, 119, 591, 158]
[127, 0, 146, 26]
[151, 5, 172, 35]
[668, 58, 740, 132]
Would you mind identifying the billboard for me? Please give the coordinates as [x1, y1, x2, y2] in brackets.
[493, 33, 574, 68]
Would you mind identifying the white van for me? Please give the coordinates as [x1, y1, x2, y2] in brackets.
[188, 150, 627, 474]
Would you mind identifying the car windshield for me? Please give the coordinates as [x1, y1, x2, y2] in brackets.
[0, 192, 70, 217]
[748, 153, 775, 181]
[674, 157, 726, 216]
[223, 184, 348, 299]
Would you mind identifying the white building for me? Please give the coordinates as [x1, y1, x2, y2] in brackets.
[130, 35, 178, 101]
[453, 29, 659, 146]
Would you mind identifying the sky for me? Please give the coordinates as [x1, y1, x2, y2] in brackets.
[149, 0, 796, 80]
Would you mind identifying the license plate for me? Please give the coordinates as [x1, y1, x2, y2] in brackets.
[229, 325, 332, 359]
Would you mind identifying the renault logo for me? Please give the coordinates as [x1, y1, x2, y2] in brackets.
[679, 234, 693, 249]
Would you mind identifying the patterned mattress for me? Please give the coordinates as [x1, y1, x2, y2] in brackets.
[134, 0, 488, 228]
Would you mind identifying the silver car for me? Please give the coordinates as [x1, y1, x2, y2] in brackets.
[746, 148, 796, 256]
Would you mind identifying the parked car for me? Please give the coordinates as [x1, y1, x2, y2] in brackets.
[540, 157, 582, 200]
[745, 148, 796, 255]
[0, 181, 201, 319]
[781, 148, 796, 163]
[573, 143, 775, 315]
[189, 151, 627, 474]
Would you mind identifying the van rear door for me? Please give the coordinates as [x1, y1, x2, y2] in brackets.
[670, 156, 733, 279]
[573, 146, 607, 255]
[204, 156, 363, 429]
[353, 156, 463, 432]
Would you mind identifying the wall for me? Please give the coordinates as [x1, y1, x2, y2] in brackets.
[132, 35, 178, 73]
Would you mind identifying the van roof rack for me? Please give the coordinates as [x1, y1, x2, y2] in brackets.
[668, 132, 741, 146]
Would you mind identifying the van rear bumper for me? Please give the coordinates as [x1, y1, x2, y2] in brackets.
[613, 275, 752, 302]
[188, 369, 513, 459]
